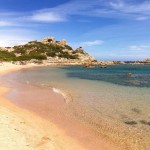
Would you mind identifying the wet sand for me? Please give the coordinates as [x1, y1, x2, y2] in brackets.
[0, 87, 90, 150]
[0, 64, 120, 150]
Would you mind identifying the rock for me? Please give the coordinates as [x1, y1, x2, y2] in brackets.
[0, 47, 14, 52]
[100, 65, 107, 68]
[41, 37, 55, 45]
[140, 120, 150, 126]
[57, 39, 67, 46]
[27, 40, 37, 45]
[74, 47, 95, 63]
[124, 120, 137, 125]
[127, 73, 132, 77]
[74, 47, 86, 54]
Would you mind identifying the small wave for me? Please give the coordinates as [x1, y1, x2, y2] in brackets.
[52, 88, 66, 97]
[52, 88, 72, 104]
[25, 81, 30, 84]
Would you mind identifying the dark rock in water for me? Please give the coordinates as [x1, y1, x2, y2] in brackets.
[140, 120, 150, 126]
[124, 120, 137, 125]
[127, 72, 132, 77]
[131, 108, 141, 114]
[100, 65, 107, 68]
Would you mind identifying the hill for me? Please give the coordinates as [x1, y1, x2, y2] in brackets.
[0, 37, 95, 64]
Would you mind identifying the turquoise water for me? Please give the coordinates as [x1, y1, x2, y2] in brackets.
[63, 65, 150, 87]
[4, 65, 150, 149]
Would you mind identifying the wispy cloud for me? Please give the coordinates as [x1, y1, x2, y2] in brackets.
[136, 16, 149, 21]
[129, 44, 150, 51]
[108, 0, 150, 20]
[1, 0, 150, 25]
[0, 29, 39, 47]
[28, 0, 97, 22]
[0, 11, 25, 27]
[80, 40, 104, 47]
[29, 0, 150, 22]
[0, 21, 13, 27]
[30, 11, 66, 22]
[109, 0, 145, 13]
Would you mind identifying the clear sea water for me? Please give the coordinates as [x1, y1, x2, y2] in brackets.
[4, 65, 150, 149]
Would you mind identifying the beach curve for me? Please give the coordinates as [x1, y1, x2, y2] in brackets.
[0, 62, 121, 150]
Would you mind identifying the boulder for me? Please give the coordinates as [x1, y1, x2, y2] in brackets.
[57, 39, 67, 46]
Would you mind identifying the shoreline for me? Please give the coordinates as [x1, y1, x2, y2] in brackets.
[0, 63, 87, 150]
[0, 62, 121, 150]
[0, 87, 87, 150]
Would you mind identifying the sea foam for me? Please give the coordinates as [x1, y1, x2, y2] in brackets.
[52, 88, 66, 97]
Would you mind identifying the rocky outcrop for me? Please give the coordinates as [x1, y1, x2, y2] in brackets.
[41, 37, 55, 45]
[73, 47, 95, 62]
[144, 58, 150, 62]
[27, 40, 38, 45]
[41, 37, 67, 47]
[0, 47, 14, 52]
[134, 58, 150, 64]
[57, 39, 67, 46]
[74, 47, 86, 54]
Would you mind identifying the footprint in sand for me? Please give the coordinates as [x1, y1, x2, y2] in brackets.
[36, 136, 51, 147]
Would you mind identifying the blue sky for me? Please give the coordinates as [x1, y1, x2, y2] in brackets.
[0, 0, 150, 60]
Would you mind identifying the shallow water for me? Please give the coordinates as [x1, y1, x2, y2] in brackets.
[2, 65, 150, 150]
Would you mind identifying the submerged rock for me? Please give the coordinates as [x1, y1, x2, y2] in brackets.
[140, 120, 150, 126]
[127, 72, 132, 77]
[131, 108, 141, 114]
[124, 120, 137, 125]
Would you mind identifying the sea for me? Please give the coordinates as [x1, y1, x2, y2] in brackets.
[2, 64, 150, 150]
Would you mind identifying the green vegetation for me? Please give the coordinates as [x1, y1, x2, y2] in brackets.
[64, 45, 73, 50]
[13, 46, 26, 54]
[46, 52, 56, 57]
[0, 50, 16, 61]
[17, 54, 47, 61]
[0, 41, 79, 61]
[58, 51, 78, 59]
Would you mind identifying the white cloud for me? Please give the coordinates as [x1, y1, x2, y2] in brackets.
[30, 11, 66, 22]
[108, 0, 150, 16]
[136, 16, 149, 21]
[28, 0, 96, 22]
[129, 44, 150, 51]
[80, 40, 104, 47]
[95, 0, 150, 21]
[1, 0, 150, 25]
[0, 21, 18, 27]
[109, 0, 125, 9]
[0, 29, 38, 47]
[0, 36, 28, 47]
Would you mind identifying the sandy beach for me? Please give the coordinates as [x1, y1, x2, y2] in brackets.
[0, 62, 121, 150]
[0, 63, 88, 150]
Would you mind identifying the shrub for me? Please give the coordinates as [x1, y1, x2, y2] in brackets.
[64, 45, 73, 50]
[0, 51, 16, 61]
[46, 52, 56, 57]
